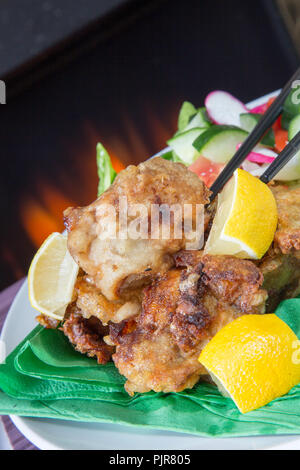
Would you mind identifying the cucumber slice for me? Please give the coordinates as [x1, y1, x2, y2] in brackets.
[280, 86, 300, 130]
[275, 114, 300, 181]
[283, 86, 300, 118]
[288, 114, 300, 140]
[240, 113, 275, 147]
[178, 101, 197, 131]
[167, 127, 207, 165]
[281, 109, 293, 130]
[192, 125, 248, 163]
[185, 107, 211, 130]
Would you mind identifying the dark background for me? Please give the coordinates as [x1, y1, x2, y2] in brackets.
[0, 0, 299, 290]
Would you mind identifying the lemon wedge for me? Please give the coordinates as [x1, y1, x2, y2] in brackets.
[199, 314, 300, 413]
[28, 232, 79, 320]
[204, 168, 277, 259]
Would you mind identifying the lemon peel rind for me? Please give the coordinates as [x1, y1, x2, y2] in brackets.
[28, 232, 78, 321]
[199, 315, 300, 414]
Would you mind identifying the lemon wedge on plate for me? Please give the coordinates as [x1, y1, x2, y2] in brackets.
[28, 232, 79, 320]
[204, 168, 277, 259]
[199, 314, 300, 413]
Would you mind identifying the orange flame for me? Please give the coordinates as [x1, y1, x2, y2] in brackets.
[19, 111, 176, 248]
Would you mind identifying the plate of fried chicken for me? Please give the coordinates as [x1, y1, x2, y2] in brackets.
[4, 90, 300, 449]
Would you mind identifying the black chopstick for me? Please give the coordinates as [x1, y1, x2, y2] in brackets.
[209, 66, 300, 201]
[260, 130, 300, 184]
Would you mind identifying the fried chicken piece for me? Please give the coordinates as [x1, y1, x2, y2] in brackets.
[74, 275, 140, 325]
[271, 185, 300, 253]
[64, 158, 210, 301]
[112, 253, 267, 395]
[170, 253, 266, 353]
[251, 184, 300, 311]
[259, 250, 300, 311]
[112, 269, 204, 394]
[62, 305, 114, 364]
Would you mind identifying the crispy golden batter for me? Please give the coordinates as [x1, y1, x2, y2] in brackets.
[64, 158, 210, 301]
[62, 305, 114, 364]
[36, 314, 60, 329]
[271, 185, 300, 253]
[112, 253, 267, 395]
[75, 276, 123, 324]
[112, 269, 204, 394]
[253, 184, 300, 311]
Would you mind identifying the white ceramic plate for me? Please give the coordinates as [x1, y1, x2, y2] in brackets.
[4, 90, 300, 450]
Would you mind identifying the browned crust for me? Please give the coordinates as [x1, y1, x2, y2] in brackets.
[271, 185, 300, 254]
[112, 253, 267, 395]
[62, 311, 114, 364]
[63, 158, 211, 301]
[171, 263, 211, 352]
[201, 254, 265, 313]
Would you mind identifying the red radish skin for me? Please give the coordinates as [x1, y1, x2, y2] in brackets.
[236, 143, 277, 164]
[205, 90, 248, 126]
[250, 103, 268, 114]
[250, 96, 281, 130]
[246, 151, 275, 164]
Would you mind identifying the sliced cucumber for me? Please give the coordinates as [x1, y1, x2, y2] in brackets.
[185, 107, 211, 131]
[192, 125, 248, 163]
[288, 114, 300, 140]
[281, 109, 293, 130]
[275, 114, 300, 181]
[178, 101, 197, 131]
[281, 86, 300, 130]
[167, 127, 207, 165]
[240, 113, 275, 147]
[283, 86, 300, 118]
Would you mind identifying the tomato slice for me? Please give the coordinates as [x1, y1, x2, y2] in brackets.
[266, 97, 282, 131]
[275, 129, 288, 152]
[189, 156, 224, 188]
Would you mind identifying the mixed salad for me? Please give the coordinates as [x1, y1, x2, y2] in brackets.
[97, 86, 300, 193]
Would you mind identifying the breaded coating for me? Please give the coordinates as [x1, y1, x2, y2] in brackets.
[271, 185, 300, 253]
[36, 314, 60, 329]
[112, 253, 267, 395]
[64, 158, 210, 301]
[75, 276, 123, 325]
[254, 184, 300, 311]
[259, 250, 300, 311]
[62, 305, 114, 364]
[112, 269, 204, 394]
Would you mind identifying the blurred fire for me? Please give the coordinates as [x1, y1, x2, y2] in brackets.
[19, 125, 126, 248]
[20, 187, 72, 247]
[18, 109, 175, 251]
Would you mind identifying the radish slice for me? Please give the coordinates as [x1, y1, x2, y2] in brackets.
[241, 160, 269, 177]
[250, 95, 277, 114]
[250, 103, 268, 114]
[205, 90, 248, 126]
[247, 152, 275, 164]
[236, 143, 277, 164]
